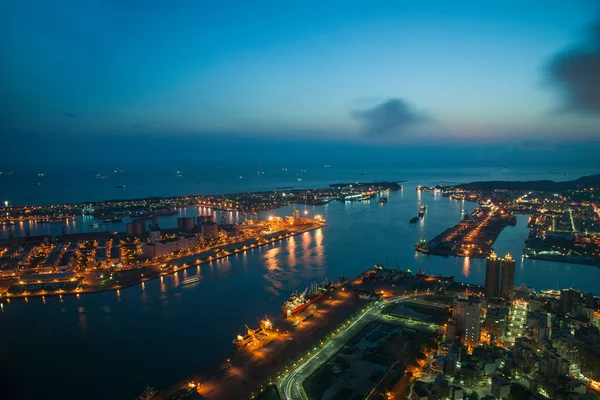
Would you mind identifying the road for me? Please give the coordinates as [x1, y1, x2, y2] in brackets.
[277, 296, 414, 400]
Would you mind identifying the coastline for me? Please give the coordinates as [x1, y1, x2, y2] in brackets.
[0, 223, 326, 301]
[523, 253, 600, 267]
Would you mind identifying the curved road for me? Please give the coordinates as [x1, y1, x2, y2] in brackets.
[277, 296, 414, 400]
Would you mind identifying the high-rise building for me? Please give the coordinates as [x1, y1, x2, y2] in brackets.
[499, 253, 515, 299]
[149, 227, 161, 243]
[560, 288, 579, 314]
[485, 251, 501, 298]
[581, 346, 600, 382]
[453, 296, 482, 348]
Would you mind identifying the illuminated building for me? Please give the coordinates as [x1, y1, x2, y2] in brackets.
[499, 253, 515, 299]
[538, 353, 569, 378]
[491, 375, 511, 399]
[149, 227, 161, 243]
[581, 346, 600, 382]
[201, 222, 219, 241]
[485, 251, 501, 298]
[452, 296, 482, 348]
[141, 235, 199, 259]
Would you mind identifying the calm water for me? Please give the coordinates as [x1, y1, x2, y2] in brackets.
[1, 180, 600, 400]
[0, 163, 595, 206]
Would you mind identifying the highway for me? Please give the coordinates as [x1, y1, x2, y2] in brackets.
[277, 296, 415, 400]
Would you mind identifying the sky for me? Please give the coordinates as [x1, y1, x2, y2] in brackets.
[1, 1, 599, 165]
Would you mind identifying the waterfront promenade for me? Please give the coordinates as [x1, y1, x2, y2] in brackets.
[0, 222, 325, 300]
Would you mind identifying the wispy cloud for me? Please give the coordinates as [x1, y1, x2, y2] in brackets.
[547, 17, 600, 113]
[352, 98, 430, 137]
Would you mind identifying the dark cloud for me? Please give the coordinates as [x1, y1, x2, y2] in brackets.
[63, 112, 77, 117]
[352, 98, 429, 137]
[547, 18, 600, 113]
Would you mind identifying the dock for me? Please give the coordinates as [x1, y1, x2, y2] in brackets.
[416, 206, 516, 258]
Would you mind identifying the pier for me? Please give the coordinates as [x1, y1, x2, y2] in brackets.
[416, 206, 516, 258]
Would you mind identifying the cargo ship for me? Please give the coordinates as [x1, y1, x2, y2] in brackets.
[283, 279, 330, 317]
[418, 204, 427, 218]
[415, 268, 454, 282]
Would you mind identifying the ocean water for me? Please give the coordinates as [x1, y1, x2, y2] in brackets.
[1, 176, 600, 399]
[0, 163, 594, 206]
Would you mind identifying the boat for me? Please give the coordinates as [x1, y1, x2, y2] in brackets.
[102, 216, 123, 223]
[360, 172, 366, 175]
[418, 204, 427, 218]
[136, 386, 159, 400]
[415, 269, 455, 282]
[324, 164, 331, 168]
[90, 222, 101, 228]
[297, 178, 303, 181]
[233, 325, 265, 348]
[257, 171, 265, 175]
[283, 279, 330, 317]
[116, 185, 126, 189]
[180, 276, 202, 286]
[239, 176, 244, 179]
[409, 217, 419, 224]
[378, 197, 388, 204]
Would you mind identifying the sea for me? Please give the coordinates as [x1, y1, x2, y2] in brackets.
[0, 163, 599, 400]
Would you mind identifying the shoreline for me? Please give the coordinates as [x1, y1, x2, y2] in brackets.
[0, 223, 325, 302]
[523, 253, 600, 267]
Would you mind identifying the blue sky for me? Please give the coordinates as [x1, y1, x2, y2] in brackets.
[1, 0, 599, 153]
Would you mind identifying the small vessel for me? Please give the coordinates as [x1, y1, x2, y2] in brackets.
[136, 386, 159, 400]
[297, 178, 302, 181]
[102, 217, 123, 223]
[301, 169, 307, 172]
[180, 276, 202, 286]
[418, 204, 427, 218]
[324, 164, 331, 168]
[378, 197, 388, 204]
[116, 185, 126, 189]
[409, 217, 419, 224]
[360, 172, 366, 175]
[90, 222, 101, 228]
[257, 171, 265, 175]
[239, 176, 244, 179]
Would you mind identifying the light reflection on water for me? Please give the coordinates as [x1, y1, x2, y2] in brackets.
[1, 184, 600, 400]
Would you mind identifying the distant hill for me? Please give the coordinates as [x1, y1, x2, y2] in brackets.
[453, 174, 600, 191]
